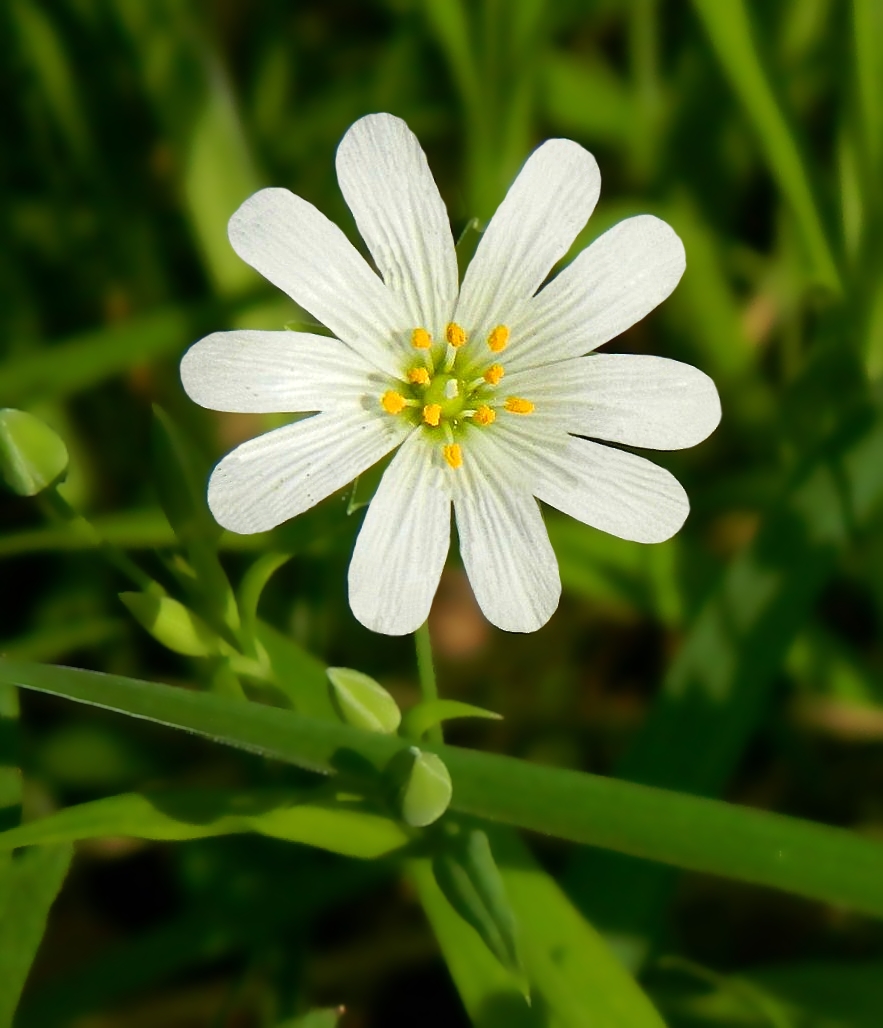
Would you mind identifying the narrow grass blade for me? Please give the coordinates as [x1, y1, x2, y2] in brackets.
[0, 789, 410, 860]
[5, 659, 883, 916]
[0, 844, 72, 1028]
[692, 0, 840, 291]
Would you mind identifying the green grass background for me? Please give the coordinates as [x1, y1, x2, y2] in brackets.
[3, 0, 883, 1025]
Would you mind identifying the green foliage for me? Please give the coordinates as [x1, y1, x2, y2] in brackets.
[326, 666, 402, 734]
[5, 0, 883, 1022]
[0, 409, 68, 497]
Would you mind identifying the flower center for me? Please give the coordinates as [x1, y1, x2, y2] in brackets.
[379, 322, 534, 469]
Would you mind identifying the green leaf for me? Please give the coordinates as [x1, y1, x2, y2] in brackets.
[498, 831, 666, 1027]
[691, 0, 840, 291]
[0, 844, 72, 1028]
[411, 857, 534, 1027]
[432, 827, 523, 983]
[0, 409, 68, 496]
[414, 830, 667, 1027]
[5, 659, 883, 916]
[386, 747, 453, 828]
[0, 789, 410, 860]
[326, 667, 402, 734]
[568, 392, 883, 947]
[401, 699, 502, 742]
[119, 591, 226, 658]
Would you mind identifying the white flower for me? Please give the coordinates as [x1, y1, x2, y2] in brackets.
[181, 113, 720, 636]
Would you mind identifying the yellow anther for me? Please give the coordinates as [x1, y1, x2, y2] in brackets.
[382, 390, 407, 415]
[423, 403, 442, 427]
[446, 322, 467, 348]
[487, 325, 510, 353]
[408, 367, 430, 385]
[473, 405, 496, 426]
[411, 327, 432, 350]
[443, 443, 463, 469]
[484, 363, 505, 385]
[505, 396, 535, 415]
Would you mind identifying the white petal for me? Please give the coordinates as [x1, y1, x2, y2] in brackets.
[454, 139, 601, 351]
[507, 215, 686, 370]
[181, 330, 380, 413]
[336, 113, 458, 338]
[503, 354, 721, 450]
[349, 432, 451, 635]
[227, 188, 410, 376]
[453, 433, 561, 633]
[207, 411, 409, 534]
[529, 434, 690, 543]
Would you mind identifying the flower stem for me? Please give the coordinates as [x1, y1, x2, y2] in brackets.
[40, 487, 155, 592]
[415, 621, 443, 744]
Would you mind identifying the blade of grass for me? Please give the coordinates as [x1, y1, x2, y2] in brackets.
[568, 385, 883, 946]
[4, 658, 883, 916]
[0, 844, 72, 1028]
[692, 0, 840, 291]
[0, 789, 409, 860]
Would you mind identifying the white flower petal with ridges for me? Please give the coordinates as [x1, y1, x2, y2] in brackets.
[228, 188, 410, 376]
[503, 354, 721, 450]
[207, 411, 409, 534]
[528, 434, 690, 543]
[453, 434, 560, 632]
[349, 432, 452, 635]
[506, 215, 686, 371]
[454, 139, 601, 350]
[181, 330, 379, 413]
[336, 114, 458, 338]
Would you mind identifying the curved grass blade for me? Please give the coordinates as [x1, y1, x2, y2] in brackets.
[692, 0, 841, 291]
[4, 658, 883, 917]
[0, 789, 411, 860]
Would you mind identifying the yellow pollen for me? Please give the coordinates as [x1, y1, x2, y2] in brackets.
[473, 405, 496, 426]
[408, 367, 430, 385]
[446, 322, 467, 348]
[382, 390, 407, 415]
[505, 396, 535, 415]
[423, 403, 442, 427]
[484, 363, 505, 385]
[487, 325, 510, 352]
[443, 443, 463, 469]
[411, 327, 432, 350]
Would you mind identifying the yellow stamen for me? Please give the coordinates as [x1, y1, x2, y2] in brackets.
[382, 390, 407, 415]
[446, 322, 467, 348]
[473, 405, 496, 426]
[423, 403, 442, 427]
[484, 363, 505, 385]
[505, 396, 535, 415]
[408, 367, 430, 385]
[487, 325, 509, 353]
[443, 443, 463, 469]
[411, 327, 432, 350]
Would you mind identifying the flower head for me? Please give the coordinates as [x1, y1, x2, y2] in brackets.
[181, 114, 720, 635]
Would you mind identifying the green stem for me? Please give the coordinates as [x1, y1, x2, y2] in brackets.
[40, 488, 155, 592]
[415, 621, 443, 744]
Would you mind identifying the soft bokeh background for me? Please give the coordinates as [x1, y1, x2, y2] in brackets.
[3, 0, 883, 1024]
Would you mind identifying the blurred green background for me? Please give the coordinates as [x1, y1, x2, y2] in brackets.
[3, 0, 883, 1024]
